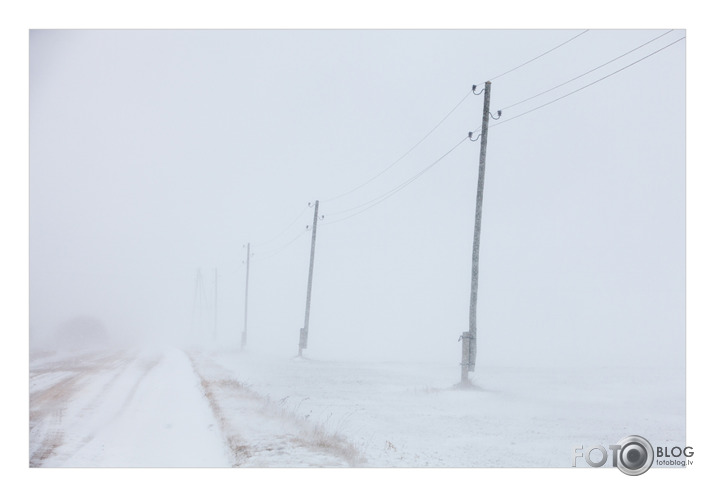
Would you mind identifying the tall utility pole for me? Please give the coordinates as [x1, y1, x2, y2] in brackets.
[214, 268, 218, 341]
[242, 243, 250, 349]
[462, 81, 492, 386]
[299, 200, 319, 357]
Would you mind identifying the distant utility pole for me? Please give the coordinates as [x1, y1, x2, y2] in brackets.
[214, 268, 218, 341]
[193, 268, 206, 336]
[242, 243, 250, 349]
[462, 81, 492, 386]
[299, 200, 320, 357]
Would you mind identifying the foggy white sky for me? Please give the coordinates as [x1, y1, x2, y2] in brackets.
[29, 29, 685, 367]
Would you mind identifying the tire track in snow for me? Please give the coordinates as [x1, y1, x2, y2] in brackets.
[55, 349, 229, 467]
[30, 351, 131, 466]
[29, 350, 160, 467]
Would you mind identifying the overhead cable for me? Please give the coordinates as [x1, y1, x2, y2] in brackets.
[491, 36, 685, 129]
[323, 89, 473, 203]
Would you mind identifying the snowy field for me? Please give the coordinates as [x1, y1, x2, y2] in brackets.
[29, 346, 685, 468]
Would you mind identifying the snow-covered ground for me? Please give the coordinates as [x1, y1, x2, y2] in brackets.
[29, 346, 685, 468]
[30, 348, 228, 467]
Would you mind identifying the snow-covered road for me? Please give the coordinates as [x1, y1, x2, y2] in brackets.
[31, 349, 229, 466]
[29, 348, 359, 467]
[29, 347, 685, 468]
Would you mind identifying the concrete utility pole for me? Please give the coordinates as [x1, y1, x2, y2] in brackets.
[299, 200, 320, 357]
[242, 243, 250, 349]
[462, 81, 492, 386]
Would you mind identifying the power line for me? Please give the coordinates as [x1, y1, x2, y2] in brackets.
[253, 205, 309, 248]
[321, 31, 588, 210]
[322, 89, 473, 203]
[253, 32, 683, 254]
[251, 90, 471, 255]
[485, 30, 590, 83]
[325, 135, 468, 219]
[254, 228, 309, 261]
[490, 36, 685, 130]
[322, 135, 469, 226]
[500, 29, 675, 112]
